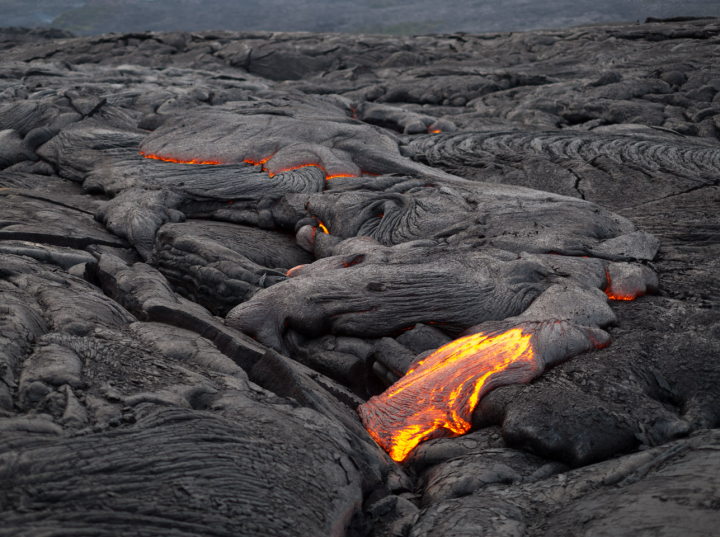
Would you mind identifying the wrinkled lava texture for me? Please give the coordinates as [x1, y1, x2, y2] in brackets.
[0, 17, 719, 537]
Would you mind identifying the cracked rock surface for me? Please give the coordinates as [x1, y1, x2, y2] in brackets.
[0, 18, 719, 536]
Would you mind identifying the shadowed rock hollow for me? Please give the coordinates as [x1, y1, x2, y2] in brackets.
[0, 17, 719, 536]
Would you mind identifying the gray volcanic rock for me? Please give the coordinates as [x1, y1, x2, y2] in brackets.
[0, 240, 96, 270]
[302, 176, 640, 254]
[403, 430, 720, 537]
[409, 130, 720, 210]
[0, 190, 125, 249]
[396, 323, 452, 356]
[0, 18, 718, 537]
[154, 220, 312, 315]
[0, 407, 366, 537]
[139, 106, 445, 179]
[1, 254, 137, 336]
[227, 242, 549, 342]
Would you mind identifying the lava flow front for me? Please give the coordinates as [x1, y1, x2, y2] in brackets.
[358, 321, 608, 462]
[605, 268, 639, 301]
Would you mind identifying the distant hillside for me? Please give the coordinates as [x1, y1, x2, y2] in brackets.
[1, 0, 719, 35]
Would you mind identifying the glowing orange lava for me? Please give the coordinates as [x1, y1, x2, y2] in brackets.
[318, 221, 330, 234]
[287, 265, 306, 277]
[359, 328, 537, 462]
[143, 151, 366, 181]
[359, 322, 609, 462]
[606, 293, 635, 301]
[605, 268, 637, 301]
[243, 156, 273, 167]
[140, 151, 223, 165]
[326, 173, 358, 180]
[244, 157, 359, 181]
[429, 129, 442, 134]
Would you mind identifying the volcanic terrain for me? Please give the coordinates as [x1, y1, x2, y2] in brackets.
[0, 17, 719, 536]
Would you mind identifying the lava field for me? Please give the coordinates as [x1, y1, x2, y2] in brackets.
[0, 17, 719, 536]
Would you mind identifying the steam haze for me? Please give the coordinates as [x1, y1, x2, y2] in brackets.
[2, 0, 719, 36]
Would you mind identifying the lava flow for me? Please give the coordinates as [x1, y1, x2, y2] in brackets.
[605, 268, 637, 301]
[358, 321, 609, 462]
[359, 328, 535, 461]
[606, 291, 636, 301]
[142, 151, 361, 180]
[244, 157, 358, 180]
[140, 151, 223, 165]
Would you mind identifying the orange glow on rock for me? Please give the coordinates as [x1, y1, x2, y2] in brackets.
[359, 328, 536, 462]
[140, 151, 223, 165]
[429, 129, 442, 134]
[286, 265, 306, 277]
[606, 293, 636, 301]
[243, 156, 273, 167]
[605, 268, 637, 301]
[143, 151, 366, 181]
[268, 163, 325, 178]
[318, 221, 330, 234]
[243, 157, 359, 181]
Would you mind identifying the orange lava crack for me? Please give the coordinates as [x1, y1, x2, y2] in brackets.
[142, 151, 372, 181]
[244, 158, 359, 181]
[140, 151, 223, 165]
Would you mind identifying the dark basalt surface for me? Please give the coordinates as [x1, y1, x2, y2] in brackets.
[0, 17, 719, 536]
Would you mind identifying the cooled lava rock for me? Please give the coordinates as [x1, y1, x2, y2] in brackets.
[0, 18, 719, 536]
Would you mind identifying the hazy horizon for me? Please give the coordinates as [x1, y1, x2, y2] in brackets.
[2, 0, 719, 37]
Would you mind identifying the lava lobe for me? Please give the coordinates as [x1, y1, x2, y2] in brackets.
[358, 320, 610, 462]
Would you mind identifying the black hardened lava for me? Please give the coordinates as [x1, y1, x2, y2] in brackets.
[0, 18, 719, 536]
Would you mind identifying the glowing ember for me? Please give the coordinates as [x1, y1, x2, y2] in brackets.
[606, 292, 635, 301]
[358, 322, 609, 462]
[287, 265, 306, 277]
[140, 151, 222, 165]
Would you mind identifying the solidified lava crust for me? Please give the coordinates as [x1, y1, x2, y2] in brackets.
[1, 18, 720, 537]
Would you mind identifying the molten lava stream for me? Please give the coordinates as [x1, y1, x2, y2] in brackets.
[358, 322, 607, 462]
[359, 328, 538, 462]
